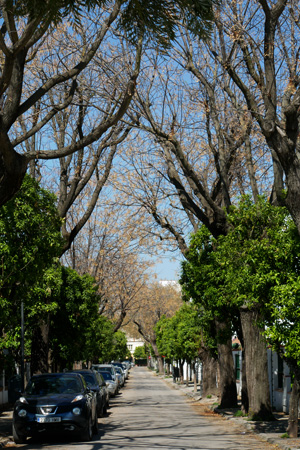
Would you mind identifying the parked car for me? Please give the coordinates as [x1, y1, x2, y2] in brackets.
[12, 372, 98, 444]
[91, 364, 117, 381]
[66, 369, 108, 417]
[112, 362, 129, 380]
[122, 360, 133, 373]
[97, 372, 110, 411]
[114, 366, 125, 387]
[95, 371, 118, 397]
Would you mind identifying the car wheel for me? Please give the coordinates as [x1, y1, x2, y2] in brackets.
[81, 415, 93, 441]
[12, 423, 27, 444]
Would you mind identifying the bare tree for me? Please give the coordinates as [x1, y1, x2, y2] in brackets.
[208, 0, 300, 231]
[114, 46, 272, 409]
[63, 198, 153, 332]
[0, 0, 217, 205]
[133, 281, 182, 374]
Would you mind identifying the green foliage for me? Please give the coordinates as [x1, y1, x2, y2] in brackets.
[5, 0, 108, 22]
[48, 265, 101, 366]
[0, 175, 63, 290]
[234, 410, 245, 417]
[180, 225, 232, 350]
[110, 330, 131, 361]
[155, 303, 202, 362]
[133, 345, 147, 359]
[0, 174, 129, 368]
[0, 175, 63, 353]
[180, 195, 300, 373]
[119, 0, 216, 46]
[85, 314, 115, 363]
[5, 0, 216, 47]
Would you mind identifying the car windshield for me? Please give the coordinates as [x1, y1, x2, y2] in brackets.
[80, 374, 95, 386]
[25, 376, 82, 396]
[98, 371, 112, 381]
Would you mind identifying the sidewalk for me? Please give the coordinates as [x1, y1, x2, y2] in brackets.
[160, 374, 300, 450]
[0, 405, 13, 448]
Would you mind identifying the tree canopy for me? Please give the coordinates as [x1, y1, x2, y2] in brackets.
[0, 174, 63, 352]
[180, 196, 300, 418]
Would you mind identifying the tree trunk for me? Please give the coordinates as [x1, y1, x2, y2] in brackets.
[200, 350, 219, 397]
[149, 340, 164, 374]
[0, 148, 27, 206]
[216, 321, 238, 408]
[240, 306, 274, 420]
[268, 133, 300, 237]
[30, 320, 50, 374]
[179, 360, 184, 384]
[287, 377, 299, 438]
[156, 355, 164, 374]
[241, 349, 249, 414]
[165, 360, 171, 375]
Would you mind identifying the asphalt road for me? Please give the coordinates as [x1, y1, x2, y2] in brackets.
[11, 366, 279, 450]
[98, 367, 277, 450]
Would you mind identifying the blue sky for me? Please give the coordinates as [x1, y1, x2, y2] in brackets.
[152, 255, 183, 281]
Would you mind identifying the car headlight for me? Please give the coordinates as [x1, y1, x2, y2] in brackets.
[18, 409, 27, 418]
[71, 394, 84, 403]
[72, 407, 81, 415]
[19, 397, 28, 404]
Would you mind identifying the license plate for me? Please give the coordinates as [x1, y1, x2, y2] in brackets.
[37, 416, 61, 423]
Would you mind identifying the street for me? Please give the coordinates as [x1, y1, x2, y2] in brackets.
[11, 366, 281, 450]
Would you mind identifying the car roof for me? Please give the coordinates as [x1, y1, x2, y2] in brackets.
[31, 372, 82, 378]
[29, 372, 86, 386]
[93, 364, 112, 367]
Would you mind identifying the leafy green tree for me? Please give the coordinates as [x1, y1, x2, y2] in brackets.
[85, 315, 115, 364]
[156, 315, 180, 362]
[29, 262, 122, 369]
[133, 345, 148, 359]
[110, 331, 131, 361]
[181, 196, 300, 422]
[47, 266, 100, 369]
[156, 304, 202, 387]
[0, 175, 62, 363]
[180, 226, 238, 407]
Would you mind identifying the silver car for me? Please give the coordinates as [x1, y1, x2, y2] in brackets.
[114, 366, 125, 387]
[95, 371, 118, 397]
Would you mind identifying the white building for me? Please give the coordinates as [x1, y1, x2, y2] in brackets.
[233, 346, 292, 413]
[126, 336, 145, 358]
